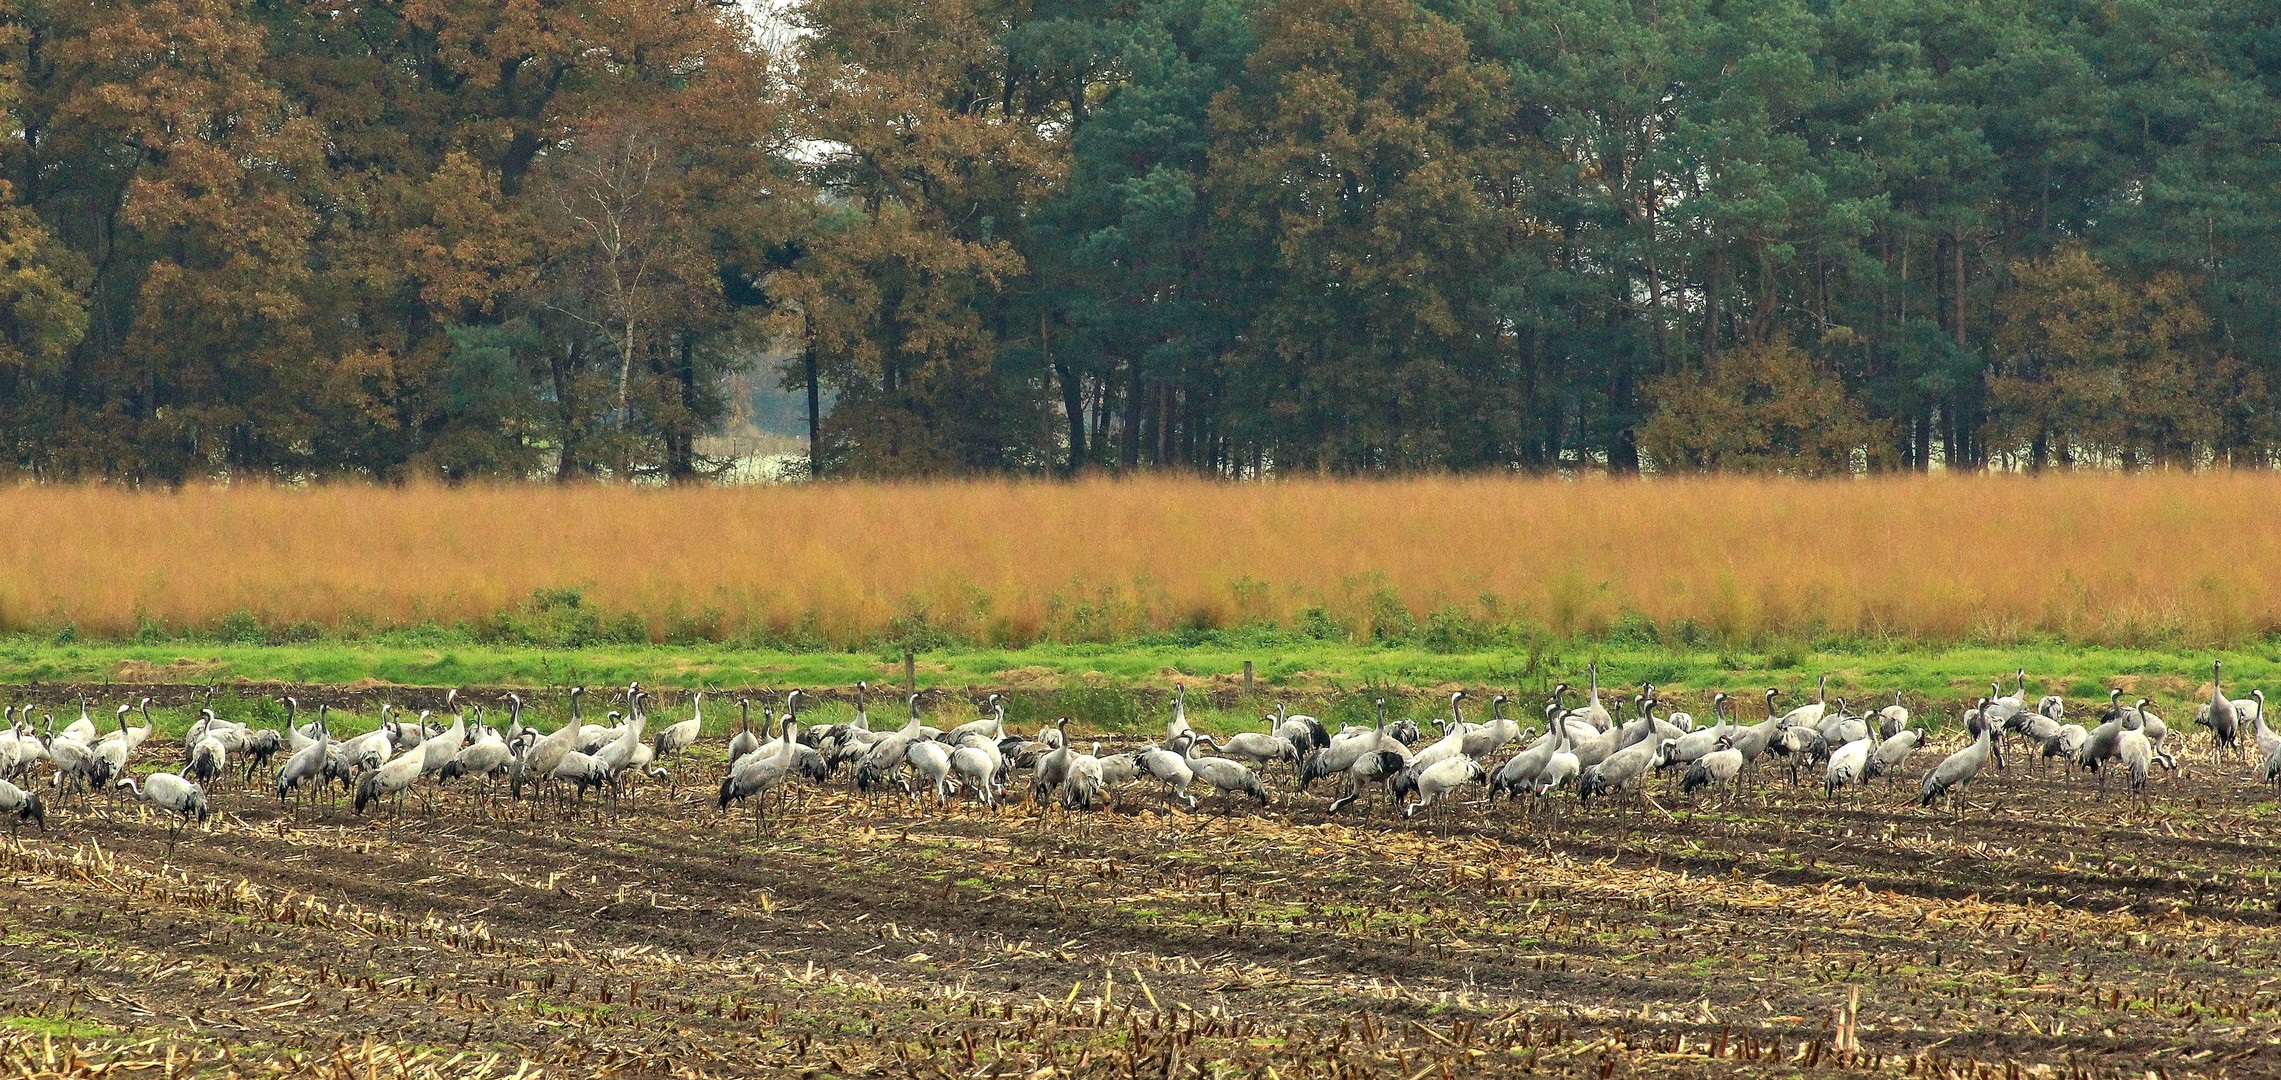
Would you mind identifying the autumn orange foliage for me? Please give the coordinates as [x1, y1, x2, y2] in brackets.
[5, 473, 2279, 646]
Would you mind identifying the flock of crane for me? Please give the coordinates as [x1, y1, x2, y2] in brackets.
[1, 660, 2278, 847]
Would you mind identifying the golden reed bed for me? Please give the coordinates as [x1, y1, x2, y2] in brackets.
[4, 473, 2277, 645]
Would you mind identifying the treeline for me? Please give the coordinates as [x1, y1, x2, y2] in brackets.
[2, 0, 2278, 481]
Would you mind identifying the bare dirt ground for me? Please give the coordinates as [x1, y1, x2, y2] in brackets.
[0, 729, 2277, 1079]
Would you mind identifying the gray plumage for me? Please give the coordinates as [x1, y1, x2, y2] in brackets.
[1680, 737, 1742, 798]
[1578, 731, 1659, 802]
[1919, 715, 1996, 808]
[0, 776, 44, 831]
[1866, 728, 1921, 783]
[2208, 660, 2241, 755]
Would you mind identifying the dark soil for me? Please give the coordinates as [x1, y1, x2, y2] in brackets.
[1, 730, 2276, 1079]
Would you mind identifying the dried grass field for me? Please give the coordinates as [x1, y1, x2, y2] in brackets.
[8, 472, 2281, 646]
[0, 690, 2276, 1080]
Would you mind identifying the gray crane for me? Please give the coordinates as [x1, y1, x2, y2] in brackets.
[1876, 691, 1911, 739]
[1490, 706, 1560, 800]
[1578, 726, 1660, 804]
[1403, 756, 1480, 821]
[2115, 711, 2158, 795]
[719, 712, 794, 830]
[277, 708, 330, 808]
[654, 691, 705, 762]
[2252, 690, 2279, 770]
[1680, 736, 1742, 807]
[0, 774, 42, 833]
[117, 771, 208, 852]
[1866, 727, 1922, 785]
[2207, 660, 2241, 760]
[1061, 743, 1106, 810]
[1918, 714, 1997, 817]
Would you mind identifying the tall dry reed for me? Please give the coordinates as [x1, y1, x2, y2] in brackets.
[3, 472, 2276, 645]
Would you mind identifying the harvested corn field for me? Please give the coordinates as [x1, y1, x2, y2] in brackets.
[0, 698, 2276, 1079]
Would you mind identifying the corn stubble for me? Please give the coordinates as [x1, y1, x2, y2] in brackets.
[3, 471, 2275, 645]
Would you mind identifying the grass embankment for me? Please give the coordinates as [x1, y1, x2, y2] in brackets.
[2, 635, 2269, 739]
[7, 472, 2281, 647]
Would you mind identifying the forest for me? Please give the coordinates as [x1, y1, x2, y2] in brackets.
[1, 0, 2277, 481]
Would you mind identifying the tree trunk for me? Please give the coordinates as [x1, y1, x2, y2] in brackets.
[804, 316, 822, 481]
[1118, 361, 1141, 469]
[667, 332, 698, 483]
[555, 339, 584, 482]
[1953, 223, 1968, 346]
[1155, 380, 1171, 466]
[1049, 314, 1083, 474]
[1609, 366, 1640, 475]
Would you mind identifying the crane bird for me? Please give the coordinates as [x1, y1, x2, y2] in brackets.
[1325, 702, 1410, 814]
[1137, 734, 1200, 810]
[443, 721, 515, 791]
[514, 688, 586, 802]
[2252, 690, 2279, 767]
[1402, 755, 1481, 821]
[1659, 693, 1732, 776]
[277, 709, 331, 808]
[1392, 693, 1472, 800]
[418, 711, 468, 782]
[1028, 720, 1077, 802]
[1061, 743, 1106, 810]
[1578, 728, 1660, 804]
[1460, 694, 1520, 759]
[854, 696, 931, 795]
[550, 750, 616, 806]
[46, 729, 101, 803]
[100, 699, 155, 759]
[1876, 692, 1911, 740]
[2115, 711, 2158, 795]
[1775, 675, 1831, 730]
[1866, 727, 1922, 785]
[1219, 715, 1300, 765]
[654, 691, 705, 762]
[1490, 708, 1560, 801]
[0, 775, 43, 833]
[950, 740, 1000, 807]
[186, 729, 227, 789]
[1270, 704, 1329, 756]
[1534, 723, 1582, 825]
[1680, 736, 1743, 808]
[1300, 700, 1395, 791]
[1919, 714, 1997, 817]
[906, 736, 955, 806]
[90, 705, 135, 788]
[1575, 663, 1614, 731]
[727, 699, 763, 765]
[1723, 690, 1786, 789]
[2206, 660, 2242, 761]
[1166, 684, 1194, 745]
[1182, 742, 1273, 810]
[719, 713, 795, 830]
[1823, 727, 1874, 800]
[117, 771, 208, 852]
[355, 748, 426, 816]
[60, 698, 98, 747]
[592, 693, 656, 789]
